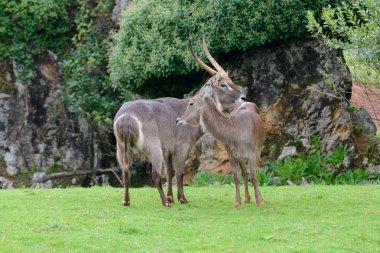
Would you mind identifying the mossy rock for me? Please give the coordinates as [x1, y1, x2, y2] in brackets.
[0, 158, 7, 176]
[0, 75, 17, 95]
[351, 130, 380, 167]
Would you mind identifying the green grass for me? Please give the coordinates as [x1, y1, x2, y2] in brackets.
[0, 186, 379, 252]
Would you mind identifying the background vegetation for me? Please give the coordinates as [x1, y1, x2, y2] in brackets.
[109, 0, 340, 98]
[6, 0, 377, 126]
[0, 0, 379, 182]
[1, 186, 379, 252]
[193, 137, 380, 187]
[0, 0, 75, 78]
[307, 0, 380, 129]
[307, 0, 380, 86]
[1, 0, 378, 125]
[61, 0, 119, 126]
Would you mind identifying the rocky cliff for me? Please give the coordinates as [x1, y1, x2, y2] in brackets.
[0, 39, 378, 188]
[0, 51, 113, 188]
[182, 39, 378, 183]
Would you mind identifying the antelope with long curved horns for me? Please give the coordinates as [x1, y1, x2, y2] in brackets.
[177, 73, 266, 208]
[189, 36, 245, 111]
[113, 37, 244, 207]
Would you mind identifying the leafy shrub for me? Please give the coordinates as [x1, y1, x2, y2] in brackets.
[191, 138, 378, 186]
[62, 0, 120, 126]
[307, 0, 380, 84]
[334, 169, 368, 185]
[0, 0, 75, 78]
[109, 0, 341, 97]
[192, 171, 234, 187]
[265, 138, 351, 185]
[262, 138, 379, 185]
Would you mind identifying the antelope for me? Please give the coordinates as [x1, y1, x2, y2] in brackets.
[113, 37, 245, 207]
[176, 73, 266, 208]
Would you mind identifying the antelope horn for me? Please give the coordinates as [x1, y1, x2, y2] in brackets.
[202, 35, 228, 77]
[188, 40, 217, 76]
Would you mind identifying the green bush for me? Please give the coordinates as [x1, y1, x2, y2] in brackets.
[0, 0, 75, 78]
[109, 0, 341, 97]
[264, 138, 349, 185]
[62, 0, 119, 126]
[192, 138, 379, 186]
[262, 138, 379, 185]
[307, 0, 380, 84]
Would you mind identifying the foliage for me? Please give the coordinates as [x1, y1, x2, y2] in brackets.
[0, 0, 120, 125]
[62, 0, 120, 126]
[192, 137, 379, 187]
[0, 0, 75, 78]
[192, 171, 234, 186]
[0, 186, 379, 252]
[344, 51, 380, 86]
[109, 0, 341, 97]
[307, 0, 380, 85]
[261, 138, 378, 185]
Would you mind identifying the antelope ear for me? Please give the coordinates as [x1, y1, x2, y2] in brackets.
[209, 73, 220, 87]
[201, 83, 213, 99]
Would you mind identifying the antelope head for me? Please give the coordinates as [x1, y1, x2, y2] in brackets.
[189, 36, 245, 111]
[176, 74, 218, 126]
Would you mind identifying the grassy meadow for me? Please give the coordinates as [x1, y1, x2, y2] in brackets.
[0, 186, 379, 253]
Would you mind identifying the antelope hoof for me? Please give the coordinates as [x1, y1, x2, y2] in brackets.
[179, 197, 188, 204]
[164, 202, 171, 208]
[235, 202, 241, 208]
[122, 200, 130, 206]
[244, 196, 251, 204]
[256, 199, 263, 207]
[167, 195, 173, 203]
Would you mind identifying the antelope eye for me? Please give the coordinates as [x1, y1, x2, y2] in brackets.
[221, 84, 227, 88]
[189, 102, 194, 106]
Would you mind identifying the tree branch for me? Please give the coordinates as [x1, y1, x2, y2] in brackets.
[36, 168, 123, 186]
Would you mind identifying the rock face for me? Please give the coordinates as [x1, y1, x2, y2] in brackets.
[183, 39, 378, 183]
[0, 51, 112, 187]
[278, 146, 298, 160]
[0, 39, 378, 188]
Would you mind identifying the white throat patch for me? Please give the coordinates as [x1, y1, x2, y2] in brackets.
[199, 115, 206, 132]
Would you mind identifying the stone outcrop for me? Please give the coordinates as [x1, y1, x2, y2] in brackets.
[0, 176, 13, 189]
[183, 39, 378, 183]
[0, 51, 112, 187]
[1, 39, 378, 188]
[278, 146, 298, 160]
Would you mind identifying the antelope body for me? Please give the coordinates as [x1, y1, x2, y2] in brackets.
[177, 74, 266, 207]
[113, 37, 244, 207]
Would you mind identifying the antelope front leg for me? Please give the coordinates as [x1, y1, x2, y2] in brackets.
[176, 173, 188, 204]
[249, 156, 263, 207]
[233, 169, 241, 208]
[166, 169, 174, 203]
[239, 160, 251, 204]
[229, 152, 241, 208]
[163, 154, 174, 203]
[174, 158, 188, 204]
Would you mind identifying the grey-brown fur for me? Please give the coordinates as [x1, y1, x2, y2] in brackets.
[114, 85, 242, 207]
[114, 97, 201, 206]
[177, 74, 266, 207]
[113, 38, 244, 207]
